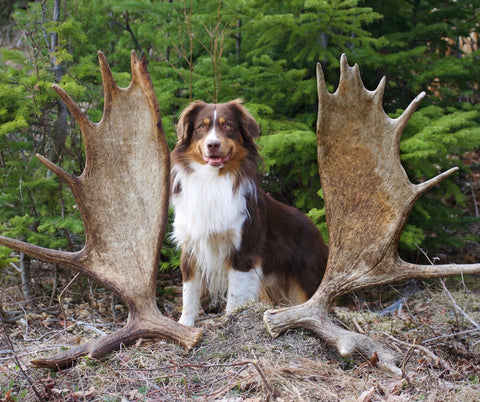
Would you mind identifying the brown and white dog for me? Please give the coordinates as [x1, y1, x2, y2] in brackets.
[171, 100, 328, 326]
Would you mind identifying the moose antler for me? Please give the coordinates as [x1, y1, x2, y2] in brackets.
[0, 51, 202, 369]
[264, 55, 480, 375]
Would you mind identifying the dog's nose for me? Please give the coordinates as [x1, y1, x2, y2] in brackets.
[207, 140, 220, 152]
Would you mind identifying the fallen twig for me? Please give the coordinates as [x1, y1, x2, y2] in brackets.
[1, 318, 44, 401]
[383, 333, 444, 367]
[115, 359, 277, 398]
[422, 327, 480, 344]
[417, 245, 479, 327]
[415, 245, 480, 345]
[439, 278, 479, 328]
[71, 319, 108, 336]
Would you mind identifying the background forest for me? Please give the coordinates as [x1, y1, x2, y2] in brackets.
[1, 1, 480, 400]
[1, 0, 480, 272]
[1, 0, 480, 273]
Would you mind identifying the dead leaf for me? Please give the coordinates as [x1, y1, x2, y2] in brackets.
[358, 386, 375, 402]
[71, 387, 96, 398]
[387, 379, 407, 396]
[1, 389, 13, 402]
[369, 351, 379, 368]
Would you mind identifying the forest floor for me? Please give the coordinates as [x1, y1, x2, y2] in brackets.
[1, 154, 479, 402]
[2, 268, 480, 401]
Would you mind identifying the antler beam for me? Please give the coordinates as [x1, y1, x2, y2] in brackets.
[264, 54, 480, 375]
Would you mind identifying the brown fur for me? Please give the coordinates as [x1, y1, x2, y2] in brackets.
[171, 100, 328, 305]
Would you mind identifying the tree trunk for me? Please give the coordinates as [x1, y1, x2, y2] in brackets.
[20, 252, 31, 301]
[48, 0, 68, 164]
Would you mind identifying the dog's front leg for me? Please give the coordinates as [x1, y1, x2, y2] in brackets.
[226, 267, 263, 313]
[179, 274, 202, 327]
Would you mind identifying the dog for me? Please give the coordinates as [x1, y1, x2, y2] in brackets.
[171, 99, 328, 326]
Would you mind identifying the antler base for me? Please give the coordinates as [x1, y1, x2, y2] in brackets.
[31, 309, 202, 369]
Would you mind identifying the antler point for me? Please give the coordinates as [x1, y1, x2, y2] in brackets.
[415, 91, 426, 103]
[51, 83, 63, 94]
[340, 54, 349, 70]
[374, 76, 387, 102]
[131, 49, 138, 62]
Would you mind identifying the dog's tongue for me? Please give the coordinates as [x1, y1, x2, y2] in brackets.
[206, 153, 230, 167]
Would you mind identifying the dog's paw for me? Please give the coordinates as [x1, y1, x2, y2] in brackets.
[178, 315, 195, 327]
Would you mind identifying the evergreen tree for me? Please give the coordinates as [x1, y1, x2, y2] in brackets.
[0, 1, 89, 269]
[359, 0, 480, 110]
[0, 0, 478, 277]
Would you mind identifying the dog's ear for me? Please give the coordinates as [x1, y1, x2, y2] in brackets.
[229, 99, 260, 140]
[176, 101, 206, 141]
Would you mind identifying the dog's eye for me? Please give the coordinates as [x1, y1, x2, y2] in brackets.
[198, 124, 205, 130]
[224, 123, 232, 129]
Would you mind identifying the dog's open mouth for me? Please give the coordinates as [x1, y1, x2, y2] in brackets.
[204, 153, 231, 167]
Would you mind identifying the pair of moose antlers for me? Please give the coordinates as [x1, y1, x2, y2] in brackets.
[1, 51, 478, 375]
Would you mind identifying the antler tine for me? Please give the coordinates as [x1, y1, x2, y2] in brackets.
[36, 153, 76, 188]
[97, 51, 119, 110]
[130, 49, 143, 86]
[128, 50, 164, 134]
[52, 84, 94, 134]
[0, 235, 83, 271]
[415, 166, 459, 195]
[394, 91, 426, 135]
[373, 76, 386, 108]
[316, 62, 328, 99]
[337, 54, 356, 94]
[339, 53, 349, 78]
[351, 63, 363, 88]
[316, 62, 331, 142]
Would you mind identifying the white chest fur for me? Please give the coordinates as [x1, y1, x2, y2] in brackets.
[171, 162, 255, 297]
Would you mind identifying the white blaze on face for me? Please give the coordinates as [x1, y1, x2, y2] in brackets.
[205, 108, 218, 144]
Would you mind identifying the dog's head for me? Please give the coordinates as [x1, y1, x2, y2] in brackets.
[175, 99, 260, 169]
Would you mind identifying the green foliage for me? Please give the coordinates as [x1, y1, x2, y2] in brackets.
[358, 0, 480, 110]
[0, 0, 479, 279]
[397, 103, 480, 251]
[258, 127, 320, 211]
[0, 0, 86, 270]
[307, 207, 329, 244]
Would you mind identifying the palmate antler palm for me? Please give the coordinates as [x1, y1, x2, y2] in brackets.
[0, 51, 202, 369]
[264, 55, 480, 375]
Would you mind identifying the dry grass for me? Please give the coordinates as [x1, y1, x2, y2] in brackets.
[2, 275, 480, 401]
